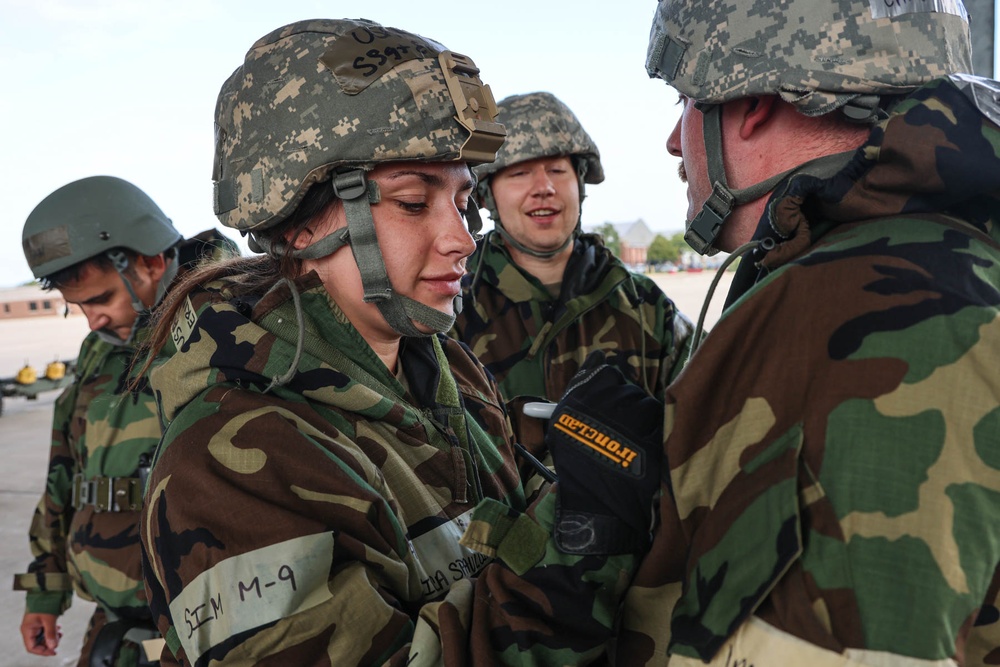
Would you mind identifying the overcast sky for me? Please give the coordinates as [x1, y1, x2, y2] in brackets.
[0, 0, 693, 288]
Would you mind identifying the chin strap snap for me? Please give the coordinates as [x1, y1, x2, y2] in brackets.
[686, 104, 796, 256]
[687, 103, 860, 256]
[97, 249, 178, 346]
[333, 170, 456, 336]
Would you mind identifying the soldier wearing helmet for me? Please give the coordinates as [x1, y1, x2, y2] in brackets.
[614, 0, 1000, 664]
[138, 19, 663, 665]
[452, 92, 695, 445]
[12, 175, 236, 666]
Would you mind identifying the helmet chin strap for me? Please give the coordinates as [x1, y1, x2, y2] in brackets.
[686, 103, 859, 256]
[334, 170, 456, 336]
[251, 170, 467, 337]
[685, 104, 796, 256]
[495, 224, 573, 259]
[96, 250, 179, 346]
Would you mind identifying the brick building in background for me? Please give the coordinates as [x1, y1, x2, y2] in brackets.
[0, 285, 80, 320]
[614, 219, 656, 268]
[588, 219, 657, 269]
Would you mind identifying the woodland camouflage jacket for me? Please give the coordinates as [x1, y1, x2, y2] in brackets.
[141, 272, 637, 666]
[616, 76, 1000, 665]
[451, 232, 695, 404]
[13, 230, 235, 621]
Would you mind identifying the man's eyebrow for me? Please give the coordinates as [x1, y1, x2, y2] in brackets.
[72, 290, 113, 306]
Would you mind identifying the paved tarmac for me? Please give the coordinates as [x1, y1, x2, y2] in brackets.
[2, 392, 95, 667]
[1, 313, 93, 666]
[0, 268, 733, 666]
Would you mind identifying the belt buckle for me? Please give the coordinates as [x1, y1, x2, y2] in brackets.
[95, 477, 113, 513]
[115, 478, 142, 511]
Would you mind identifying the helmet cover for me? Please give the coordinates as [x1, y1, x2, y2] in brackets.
[474, 91, 604, 186]
[646, 0, 972, 116]
[213, 18, 506, 232]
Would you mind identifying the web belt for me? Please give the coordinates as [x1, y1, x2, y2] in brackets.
[71, 473, 143, 512]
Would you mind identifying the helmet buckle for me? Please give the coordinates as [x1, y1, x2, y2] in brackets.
[685, 182, 733, 256]
[332, 170, 369, 201]
[438, 51, 506, 163]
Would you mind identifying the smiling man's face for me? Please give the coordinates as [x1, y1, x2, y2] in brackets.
[490, 155, 580, 260]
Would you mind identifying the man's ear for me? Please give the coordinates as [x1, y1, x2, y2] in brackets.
[136, 253, 168, 282]
[738, 96, 779, 140]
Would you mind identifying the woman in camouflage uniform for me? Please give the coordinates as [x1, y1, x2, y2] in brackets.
[139, 19, 663, 666]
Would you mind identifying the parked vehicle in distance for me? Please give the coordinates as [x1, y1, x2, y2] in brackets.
[0, 359, 75, 417]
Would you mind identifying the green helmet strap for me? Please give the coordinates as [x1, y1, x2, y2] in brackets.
[155, 253, 180, 307]
[495, 223, 574, 259]
[247, 226, 351, 260]
[95, 249, 179, 346]
[333, 170, 455, 337]
[686, 104, 850, 255]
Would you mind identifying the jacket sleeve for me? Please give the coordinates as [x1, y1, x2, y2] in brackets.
[653, 286, 698, 388]
[12, 377, 80, 615]
[144, 385, 427, 665]
[143, 384, 637, 666]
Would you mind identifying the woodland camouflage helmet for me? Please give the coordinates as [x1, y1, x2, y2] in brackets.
[213, 18, 506, 337]
[645, 0, 973, 254]
[474, 92, 604, 258]
[22, 175, 181, 280]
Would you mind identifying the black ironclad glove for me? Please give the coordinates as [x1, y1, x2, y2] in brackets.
[547, 351, 663, 555]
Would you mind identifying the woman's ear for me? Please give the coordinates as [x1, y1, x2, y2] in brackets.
[738, 96, 779, 140]
[284, 200, 343, 250]
[285, 225, 315, 250]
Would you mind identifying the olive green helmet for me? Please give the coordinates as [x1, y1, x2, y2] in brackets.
[213, 18, 506, 337]
[22, 175, 181, 280]
[473, 92, 604, 258]
[645, 0, 972, 255]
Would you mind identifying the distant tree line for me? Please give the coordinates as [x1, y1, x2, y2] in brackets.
[647, 232, 688, 264]
[594, 223, 688, 265]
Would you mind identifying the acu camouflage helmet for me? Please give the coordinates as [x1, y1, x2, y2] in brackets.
[474, 92, 604, 258]
[214, 18, 506, 338]
[213, 18, 506, 233]
[22, 176, 181, 280]
[473, 92, 604, 185]
[646, 0, 973, 117]
[645, 0, 972, 255]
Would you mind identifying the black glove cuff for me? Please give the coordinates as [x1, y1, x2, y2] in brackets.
[554, 505, 650, 555]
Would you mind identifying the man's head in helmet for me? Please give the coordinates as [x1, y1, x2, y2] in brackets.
[211, 19, 505, 342]
[473, 92, 603, 278]
[21, 175, 182, 344]
[645, 0, 972, 254]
